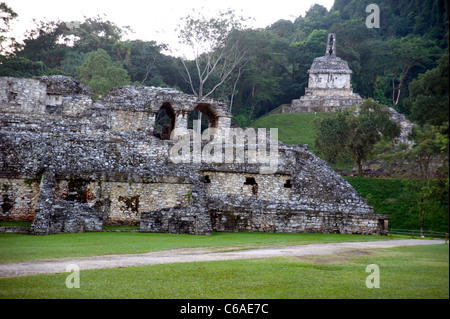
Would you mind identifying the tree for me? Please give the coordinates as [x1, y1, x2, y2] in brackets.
[377, 123, 449, 236]
[69, 16, 124, 53]
[176, 9, 250, 99]
[60, 51, 88, 77]
[315, 100, 401, 176]
[290, 29, 329, 100]
[124, 40, 175, 87]
[403, 54, 449, 126]
[0, 56, 60, 77]
[239, 30, 286, 118]
[16, 16, 125, 70]
[387, 35, 438, 109]
[18, 19, 70, 68]
[76, 49, 130, 99]
[0, 2, 19, 55]
[314, 108, 351, 164]
[294, 4, 336, 35]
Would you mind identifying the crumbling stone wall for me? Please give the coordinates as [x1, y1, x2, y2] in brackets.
[0, 75, 389, 236]
[31, 171, 103, 235]
[202, 171, 293, 201]
[210, 210, 387, 234]
[52, 178, 191, 226]
[140, 204, 212, 235]
[0, 178, 40, 222]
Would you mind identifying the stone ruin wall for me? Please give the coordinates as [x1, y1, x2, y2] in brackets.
[0, 178, 40, 222]
[0, 75, 389, 236]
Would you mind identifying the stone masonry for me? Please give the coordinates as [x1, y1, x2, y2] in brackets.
[0, 75, 389, 236]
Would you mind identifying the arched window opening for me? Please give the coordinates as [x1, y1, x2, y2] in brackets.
[243, 176, 258, 196]
[154, 102, 175, 140]
[191, 103, 219, 133]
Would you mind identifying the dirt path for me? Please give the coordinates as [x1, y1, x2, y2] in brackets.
[0, 239, 446, 278]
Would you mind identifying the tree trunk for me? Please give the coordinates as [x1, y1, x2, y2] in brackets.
[357, 157, 363, 177]
[392, 76, 396, 108]
[392, 63, 414, 108]
[420, 198, 425, 238]
[229, 65, 245, 113]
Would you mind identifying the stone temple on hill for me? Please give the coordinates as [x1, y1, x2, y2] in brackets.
[283, 33, 363, 113]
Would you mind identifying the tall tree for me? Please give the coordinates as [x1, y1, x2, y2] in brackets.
[18, 19, 70, 68]
[17, 16, 125, 69]
[76, 48, 130, 99]
[69, 16, 124, 53]
[176, 9, 250, 99]
[0, 2, 19, 55]
[387, 35, 438, 109]
[315, 100, 401, 176]
[124, 40, 174, 87]
[403, 54, 449, 126]
[377, 123, 449, 236]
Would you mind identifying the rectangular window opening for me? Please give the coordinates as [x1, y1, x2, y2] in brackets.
[284, 179, 292, 188]
[244, 177, 256, 185]
[7, 92, 18, 102]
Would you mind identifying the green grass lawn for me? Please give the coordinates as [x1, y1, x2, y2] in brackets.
[345, 177, 449, 233]
[250, 111, 356, 170]
[0, 244, 447, 299]
[250, 112, 333, 153]
[345, 177, 412, 231]
[0, 232, 392, 263]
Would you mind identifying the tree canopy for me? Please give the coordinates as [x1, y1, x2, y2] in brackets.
[315, 100, 401, 176]
[403, 54, 449, 127]
[0, 2, 18, 55]
[76, 48, 130, 99]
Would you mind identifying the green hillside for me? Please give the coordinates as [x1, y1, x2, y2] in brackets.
[346, 177, 449, 233]
[250, 112, 333, 154]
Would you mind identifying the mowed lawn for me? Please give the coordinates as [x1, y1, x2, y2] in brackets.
[0, 231, 392, 263]
[0, 244, 448, 299]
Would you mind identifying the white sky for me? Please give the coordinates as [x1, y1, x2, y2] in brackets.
[6, 0, 334, 56]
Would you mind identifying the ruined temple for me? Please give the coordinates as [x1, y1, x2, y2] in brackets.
[283, 33, 363, 113]
[0, 75, 389, 236]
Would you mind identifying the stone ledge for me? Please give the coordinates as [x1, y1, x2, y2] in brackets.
[0, 226, 31, 234]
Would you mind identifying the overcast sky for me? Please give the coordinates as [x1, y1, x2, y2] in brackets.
[7, 0, 334, 56]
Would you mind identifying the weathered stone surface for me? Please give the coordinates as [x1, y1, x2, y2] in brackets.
[0, 178, 40, 222]
[0, 226, 30, 234]
[141, 204, 212, 235]
[1, 75, 389, 236]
